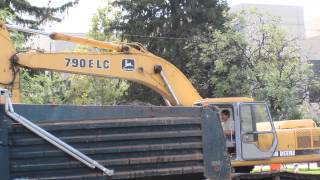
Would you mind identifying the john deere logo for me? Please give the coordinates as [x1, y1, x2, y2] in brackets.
[122, 59, 135, 71]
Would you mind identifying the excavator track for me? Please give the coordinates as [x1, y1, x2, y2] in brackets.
[232, 171, 320, 180]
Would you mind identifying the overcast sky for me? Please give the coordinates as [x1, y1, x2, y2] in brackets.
[28, 0, 320, 35]
[28, 0, 108, 32]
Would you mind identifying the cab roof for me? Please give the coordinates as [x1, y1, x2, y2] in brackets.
[195, 97, 254, 105]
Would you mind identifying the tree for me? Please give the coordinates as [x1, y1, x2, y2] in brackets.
[19, 4, 129, 105]
[87, 4, 121, 42]
[111, 0, 229, 104]
[187, 9, 313, 120]
[1, 2, 127, 106]
[0, 0, 79, 27]
[62, 75, 128, 105]
[64, 4, 128, 105]
[20, 70, 68, 104]
[0, 2, 82, 105]
[0, 9, 25, 49]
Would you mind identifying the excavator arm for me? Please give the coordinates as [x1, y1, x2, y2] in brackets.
[0, 22, 201, 106]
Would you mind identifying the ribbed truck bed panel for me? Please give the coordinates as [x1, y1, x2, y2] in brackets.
[0, 105, 230, 180]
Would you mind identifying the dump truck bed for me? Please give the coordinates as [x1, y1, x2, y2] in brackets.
[0, 104, 230, 180]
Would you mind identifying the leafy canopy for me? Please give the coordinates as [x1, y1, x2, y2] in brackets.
[0, 0, 79, 27]
[187, 9, 313, 119]
[19, 4, 128, 105]
[111, 0, 229, 104]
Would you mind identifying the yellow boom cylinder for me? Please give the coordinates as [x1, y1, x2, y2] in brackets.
[49, 32, 126, 52]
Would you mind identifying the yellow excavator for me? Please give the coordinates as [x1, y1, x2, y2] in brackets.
[1, 22, 320, 173]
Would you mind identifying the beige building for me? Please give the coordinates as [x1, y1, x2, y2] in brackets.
[230, 3, 320, 61]
[230, 4, 305, 40]
[30, 33, 85, 52]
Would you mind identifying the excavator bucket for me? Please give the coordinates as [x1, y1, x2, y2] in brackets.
[0, 22, 20, 102]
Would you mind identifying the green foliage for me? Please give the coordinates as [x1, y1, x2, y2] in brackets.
[0, 9, 25, 50]
[20, 70, 68, 104]
[64, 5, 129, 105]
[16, 2, 316, 118]
[10, 30, 25, 50]
[0, 2, 126, 106]
[111, 0, 229, 105]
[74, 3, 121, 52]
[20, 70, 128, 105]
[87, 5, 121, 42]
[1, 0, 79, 27]
[187, 9, 313, 119]
[0, 8, 14, 21]
[62, 75, 128, 105]
[0, 9, 57, 105]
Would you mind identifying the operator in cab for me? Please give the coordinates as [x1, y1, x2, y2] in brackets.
[221, 109, 235, 154]
[221, 110, 234, 137]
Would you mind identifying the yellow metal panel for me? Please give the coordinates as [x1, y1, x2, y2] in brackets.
[0, 23, 17, 85]
[257, 121, 320, 151]
[0, 23, 20, 103]
[257, 122, 271, 131]
[0, 85, 4, 103]
[257, 133, 274, 151]
[274, 119, 316, 129]
[257, 128, 320, 151]
[256, 129, 296, 151]
[196, 97, 254, 105]
[11, 73, 20, 103]
[50, 32, 126, 52]
[258, 127, 320, 151]
[257, 120, 316, 131]
[275, 129, 296, 151]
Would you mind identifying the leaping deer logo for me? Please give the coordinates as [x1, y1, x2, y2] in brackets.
[122, 59, 135, 71]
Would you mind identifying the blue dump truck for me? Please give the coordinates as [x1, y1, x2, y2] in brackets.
[0, 103, 231, 180]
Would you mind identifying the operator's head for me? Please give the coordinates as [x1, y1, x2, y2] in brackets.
[221, 109, 230, 122]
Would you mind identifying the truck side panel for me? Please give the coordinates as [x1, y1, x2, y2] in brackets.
[0, 104, 230, 180]
[0, 109, 9, 179]
[202, 108, 230, 179]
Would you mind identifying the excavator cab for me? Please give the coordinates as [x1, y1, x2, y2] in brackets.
[236, 102, 278, 160]
[197, 98, 278, 161]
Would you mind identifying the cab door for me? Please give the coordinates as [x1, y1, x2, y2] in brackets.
[239, 102, 277, 160]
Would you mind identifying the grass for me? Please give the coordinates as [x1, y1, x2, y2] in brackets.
[293, 168, 320, 175]
[252, 167, 320, 175]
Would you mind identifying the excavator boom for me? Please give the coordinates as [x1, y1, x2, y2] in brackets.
[0, 22, 202, 106]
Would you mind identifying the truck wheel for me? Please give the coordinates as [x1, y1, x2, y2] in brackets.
[234, 166, 254, 173]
